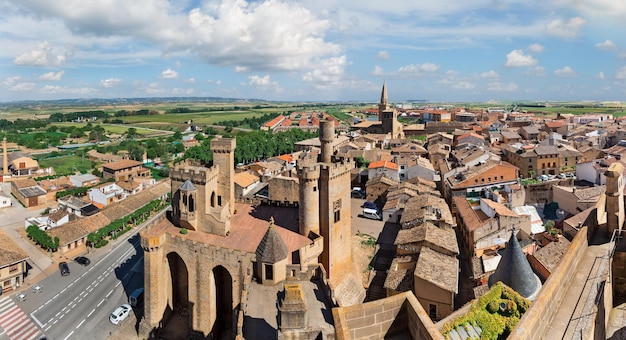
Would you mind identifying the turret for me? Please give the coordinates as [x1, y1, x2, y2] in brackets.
[319, 120, 334, 163]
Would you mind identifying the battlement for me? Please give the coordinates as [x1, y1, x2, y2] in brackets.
[211, 138, 236, 153]
[170, 164, 219, 185]
[298, 165, 321, 180]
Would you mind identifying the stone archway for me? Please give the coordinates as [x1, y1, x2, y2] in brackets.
[209, 265, 233, 339]
[167, 252, 190, 322]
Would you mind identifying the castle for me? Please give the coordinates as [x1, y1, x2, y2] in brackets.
[139, 121, 364, 338]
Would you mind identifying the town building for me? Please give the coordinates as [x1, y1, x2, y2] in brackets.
[0, 230, 28, 294]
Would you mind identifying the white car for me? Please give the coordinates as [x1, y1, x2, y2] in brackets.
[109, 304, 132, 325]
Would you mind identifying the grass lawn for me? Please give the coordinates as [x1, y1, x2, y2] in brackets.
[38, 155, 93, 175]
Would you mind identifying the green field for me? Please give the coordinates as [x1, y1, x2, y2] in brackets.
[51, 122, 170, 136]
[117, 111, 266, 125]
[38, 155, 93, 175]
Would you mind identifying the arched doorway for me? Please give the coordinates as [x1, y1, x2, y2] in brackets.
[210, 266, 233, 339]
[167, 252, 189, 322]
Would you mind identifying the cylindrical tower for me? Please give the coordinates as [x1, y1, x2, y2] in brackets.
[298, 166, 320, 236]
[319, 120, 334, 163]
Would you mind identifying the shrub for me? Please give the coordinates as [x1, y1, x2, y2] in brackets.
[180, 228, 188, 234]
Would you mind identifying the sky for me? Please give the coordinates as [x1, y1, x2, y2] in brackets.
[1, 0, 626, 103]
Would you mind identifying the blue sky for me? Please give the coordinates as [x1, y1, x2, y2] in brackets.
[1, 0, 626, 103]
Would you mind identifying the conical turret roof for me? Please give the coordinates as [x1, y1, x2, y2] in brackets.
[488, 230, 541, 300]
[180, 179, 196, 191]
[256, 220, 288, 264]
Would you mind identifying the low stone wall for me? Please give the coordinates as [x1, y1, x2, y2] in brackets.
[332, 292, 443, 340]
[510, 225, 589, 339]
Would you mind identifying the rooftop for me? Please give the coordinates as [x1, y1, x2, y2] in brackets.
[414, 247, 459, 293]
[0, 230, 28, 266]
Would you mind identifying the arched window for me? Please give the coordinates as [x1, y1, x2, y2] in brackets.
[211, 191, 216, 207]
[189, 195, 195, 212]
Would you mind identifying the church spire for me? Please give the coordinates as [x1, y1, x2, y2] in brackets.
[380, 81, 388, 105]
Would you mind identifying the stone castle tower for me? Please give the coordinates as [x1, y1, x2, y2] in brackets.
[298, 121, 355, 292]
[378, 81, 404, 139]
[171, 138, 235, 235]
[605, 162, 625, 235]
[140, 138, 253, 339]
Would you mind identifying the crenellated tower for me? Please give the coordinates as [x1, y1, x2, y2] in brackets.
[170, 138, 236, 236]
[298, 121, 356, 292]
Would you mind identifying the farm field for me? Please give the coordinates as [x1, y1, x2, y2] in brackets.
[38, 154, 93, 175]
[51, 122, 172, 136]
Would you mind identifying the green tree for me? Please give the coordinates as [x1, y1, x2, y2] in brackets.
[126, 127, 138, 139]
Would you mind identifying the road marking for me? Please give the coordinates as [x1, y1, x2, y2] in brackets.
[68, 282, 74, 288]
[44, 325, 51, 331]
[76, 319, 85, 329]
[55, 312, 61, 317]
[78, 298, 83, 303]
[106, 290, 114, 298]
[45, 300, 51, 305]
[115, 281, 121, 287]
[97, 299, 105, 307]
[53, 319, 58, 325]
[87, 309, 96, 318]
[61, 307, 67, 312]
[59, 313, 65, 319]
[53, 293, 59, 299]
[70, 303, 75, 309]
[64, 330, 74, 340]
[60, 288, 67, 293]
[31, 314, 44, 328]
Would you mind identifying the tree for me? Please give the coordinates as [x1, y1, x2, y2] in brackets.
[173, 131, 183, 140]
[126, 128, 138, 139]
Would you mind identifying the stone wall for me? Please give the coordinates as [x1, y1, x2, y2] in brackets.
[332, 291, 443, 340]
[510, 225, 589, 339]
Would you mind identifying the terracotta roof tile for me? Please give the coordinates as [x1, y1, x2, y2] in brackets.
[0, 230, 28, 266]
[414, 247, 458, 293]
[102, 159, 143, 171]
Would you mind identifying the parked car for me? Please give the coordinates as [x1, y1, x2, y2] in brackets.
[74, 256, 91, 266]
[351, 187, 365, 198]
[129, 288, 144, 307]
[59, 262, 70, 276]
[109, 304, 132, 325]
[361, 208, 382, 220]
[363, 201, 377, 210]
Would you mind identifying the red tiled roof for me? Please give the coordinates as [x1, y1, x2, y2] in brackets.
[263, 115, 285, 128]
[102, 159, 143, 171]
[368, 160, 399, 171]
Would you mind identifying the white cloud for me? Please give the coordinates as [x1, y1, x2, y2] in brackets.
[615, 66, 626, 80]
[372, 65, 384, 76]
[527, 43, 544, 53]
[100, 78, 123, 88]
[526, 66, 546, 77]
[486, 82, 518, 92]
[172, 88, 194, 95]
[160, 68, 178, 79]
[145, 82, 165, 94]
[505, 50, 538, 67]
[39, 70, 65, 81]
[595, 40, 617, 51]
[248, 74, 281, 92]
[554, 66, 576, 77]
[41, 85, 97, 95]
[301, 55, 346, 89]
[546, 17, 585, 38]
[14, 41, 67, 66]
[9, 82, 37, 91]
[9, 0, 343, 75]
[369, 63, 438, 78]
[597, 71, 605, 79]
[480, 70, 499, 79]
[234, 66, 248, 73]
[376, 51, 389, 60]
[186, 78, 195, 84]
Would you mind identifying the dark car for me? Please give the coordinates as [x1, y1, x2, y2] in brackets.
[363, 201, 377, 210]
[74, 256, 91, 266]
[59, 262, 70, 276]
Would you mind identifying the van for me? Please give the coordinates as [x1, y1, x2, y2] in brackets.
[129, 288, 144, 307]
[362, 208, 381, 220]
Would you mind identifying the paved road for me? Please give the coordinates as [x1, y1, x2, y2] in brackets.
[17, 234, 144, 340]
